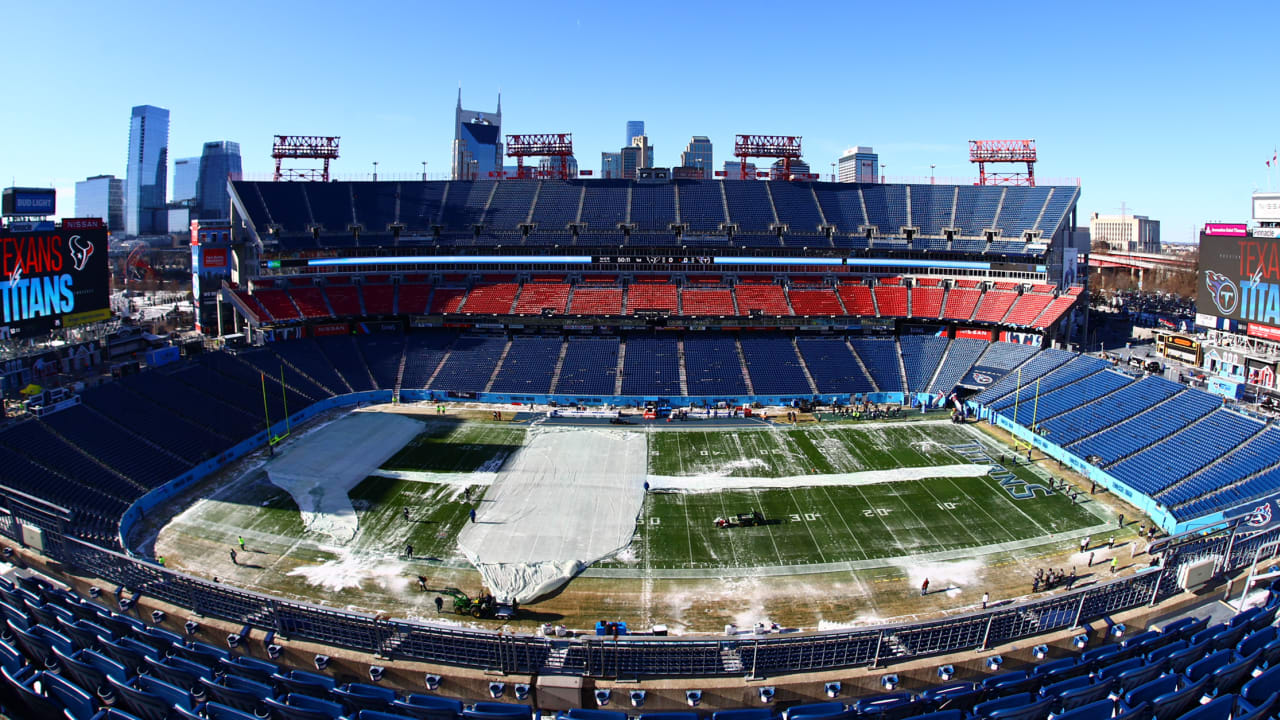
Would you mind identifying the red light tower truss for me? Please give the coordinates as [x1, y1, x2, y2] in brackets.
[734, 135, 802, 180]
[272, 135, 341, 182]
[505, 133, 574, 180]
[969, 139, 1037, 186]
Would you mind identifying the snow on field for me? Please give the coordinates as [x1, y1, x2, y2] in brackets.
[287, 550, 413, 593]
[457, 427, 648, 603]
[266, 413, 422, 543]
[900, 558, 984, 599]
[647, 464, 992, 493]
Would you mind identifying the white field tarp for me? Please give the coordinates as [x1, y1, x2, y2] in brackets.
[457, 427, 647, 603]
[267, 412, 422, 543]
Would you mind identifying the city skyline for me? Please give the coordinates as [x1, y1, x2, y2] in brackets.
[2, 1, 1276, 243]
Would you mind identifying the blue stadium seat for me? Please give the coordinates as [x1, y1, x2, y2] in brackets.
[391, 694, 465, 720]
[264, 692, 347, 720]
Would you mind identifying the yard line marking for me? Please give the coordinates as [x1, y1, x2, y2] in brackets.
[850, 484, 911, 556]
[818, 485, 870, 561]
[916, 476, 985, 549]
[750, 489, 787, 566]
[784, 487, 827, 564]
[941, 475, 1019, 544]
[961, 426, 1054, 537]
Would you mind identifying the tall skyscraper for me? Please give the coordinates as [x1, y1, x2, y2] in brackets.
[837, 146, 878, 183]
[75, 175, 124, 231]
[126, 104, 170, 235]
[452, 90, 502, 180]
[625, 121, 645, 147]
[681, 136, 714, 179]
[196, 141, 243, 219]
[601, 152, 623, 179]
[619, 136, 655, 179]
[172, 157, 199, 203]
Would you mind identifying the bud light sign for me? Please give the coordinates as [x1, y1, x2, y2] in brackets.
[0, 226, 110, 337]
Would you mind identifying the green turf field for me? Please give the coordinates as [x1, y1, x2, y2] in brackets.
[607, 423, 1103, 570]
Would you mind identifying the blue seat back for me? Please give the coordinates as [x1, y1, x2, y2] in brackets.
[1186, 649, 1235, 683]
[466, 702, 536, 720]
[1058, 681, 1114, 711]
[1148, 676, 1208, 720]
[782, 702, 844, 720]
[392, 694, 465, 720]
[109, 673, 179, 720]
[1124, 674, 1180, 709]
[563, 710, 628, 720]
[1052, 697, 1115, 720]
[332, 682, 398, 713]
[1241, 664, 1280, 705]
[1238, 626, 1278, 657]
[1178, 693, 1234, 720]
[199, 674, 273, 715]
[264, 693, 347, 720]
[986, 695, 1055, 720]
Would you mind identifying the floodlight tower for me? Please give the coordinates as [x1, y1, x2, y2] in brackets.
[734, 135, 802, 180]
[272, 135, 341, 182]
[969, 139, 1037, 186]
[505, 133, 574, 180]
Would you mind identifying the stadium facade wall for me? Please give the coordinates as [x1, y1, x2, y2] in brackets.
[116, 390, 393, 548]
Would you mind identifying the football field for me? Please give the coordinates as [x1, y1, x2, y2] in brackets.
[155, 411, 1112, 623]
[615, 422, 1102, 571]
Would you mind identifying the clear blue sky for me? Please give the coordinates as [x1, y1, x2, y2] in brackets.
[2, 0, 1276, 244]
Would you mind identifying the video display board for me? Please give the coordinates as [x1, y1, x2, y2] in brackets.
[1, 221, 110, 337]
[1199, 231, 1280, 339]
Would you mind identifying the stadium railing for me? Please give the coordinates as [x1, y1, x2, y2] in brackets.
[3, 523, 1262, 679]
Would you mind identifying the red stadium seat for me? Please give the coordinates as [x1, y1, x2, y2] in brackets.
[972, 290, 1018, 323]
[513, 283, 570, 314]
[681, 288, 736, 315]
[460, 284, 518, 314]
[872, 286, 908, 317]
[626, 283, 678, 314]
[836, 285, 876, 316]
[734, 285, 791, 316]
[569, 287, 623, 315]
[941, 288, 981, 321]
[788, 288, 844, 316]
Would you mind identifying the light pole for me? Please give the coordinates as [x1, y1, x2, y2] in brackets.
[931, 164, 936, 184]
[880, 164, 886, 183]
[373, 161, 378, 181]
[831, 162, 836, 182]
[422, 161, 427, 181]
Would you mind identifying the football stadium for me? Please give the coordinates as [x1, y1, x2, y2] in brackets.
[5, 150, 1280, 716]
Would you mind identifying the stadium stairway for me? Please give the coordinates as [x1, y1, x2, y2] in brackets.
[734, 338, 756, 395]
[845, 338, 880, 393]
[789, 337, 820, 395]
[482, 339, 514, 394]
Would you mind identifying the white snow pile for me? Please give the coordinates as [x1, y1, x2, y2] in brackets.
[457, 427, 647, 603]
[647, 463, 992, 492]
[267, 412, 422, 543]
[287, 550, 412, 593]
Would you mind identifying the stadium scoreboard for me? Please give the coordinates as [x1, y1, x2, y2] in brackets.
[0, 219, 110, 337]
[1199, 229, 1280, 341]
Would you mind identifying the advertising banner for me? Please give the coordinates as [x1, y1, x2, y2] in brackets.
[1199, 232, 1280, 335]
[1, 226, 109, 337]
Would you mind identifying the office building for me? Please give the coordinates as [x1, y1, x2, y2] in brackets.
[126, 104, 170, 235]
[451, 90, 502, 180]
[771, 158, 811, 180]
[1089, 212, 1161, 253]
[172, 157, 199, 203]
[625, 121, 645, 147]
[680, 136, 714, 179]
[837, 146, 879, 183]
[723, 160, 758, 179]
[537, 155, 578, 178]
[74, 175, 124, 231]
[620, 136, 654, 180]
[196, 141, 242, 219]
[601, 152, 623, 179]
